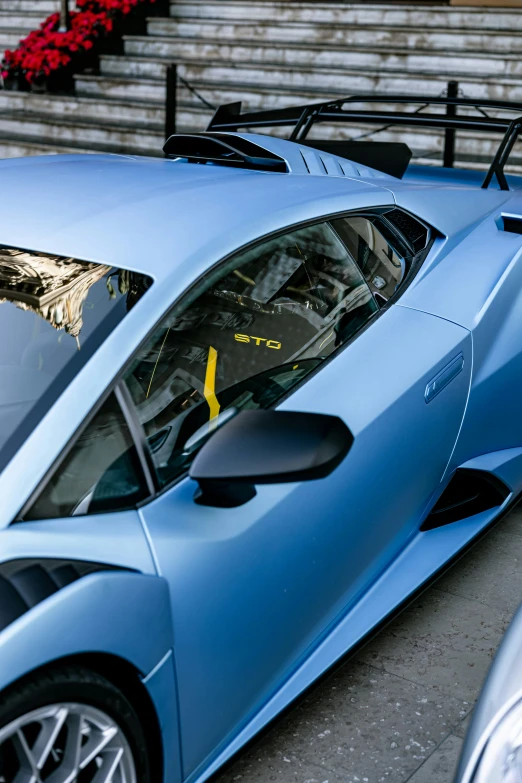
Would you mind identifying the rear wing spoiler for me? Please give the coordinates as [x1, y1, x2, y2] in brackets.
[206, 90, 522, 191]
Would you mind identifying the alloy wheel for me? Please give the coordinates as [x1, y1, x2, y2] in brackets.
[0, 702, 137, 782]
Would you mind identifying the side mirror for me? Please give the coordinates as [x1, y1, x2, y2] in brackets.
[189, 409, 354, 507]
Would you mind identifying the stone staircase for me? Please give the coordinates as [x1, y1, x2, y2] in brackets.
[1, 0, 522, 166]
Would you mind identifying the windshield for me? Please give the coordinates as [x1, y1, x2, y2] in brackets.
[0, 245, 152, 471]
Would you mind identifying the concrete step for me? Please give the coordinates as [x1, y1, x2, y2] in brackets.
[0, 111, 510, 166]
[0, 29, 31, 48]
[167, 1, 522, 31]
[0, 136, 98, 157]
[0, 90, 165, 125]
[124, 34, 522, 71]
[76, 74, 522, 129]
[104, 47, 522, 81]
[1, 91, 513, 162]
[89, 61, 522, 106]
[0, 110, 165, 152]
[0, 0, 57, 13]
[145, 18, 522, 54]
[0, 112, 165, 155]
[76, 73, 167, 103]
[0, 10, 45, 28]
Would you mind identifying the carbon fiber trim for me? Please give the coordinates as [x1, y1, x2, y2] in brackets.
[0, 559, 124, 633]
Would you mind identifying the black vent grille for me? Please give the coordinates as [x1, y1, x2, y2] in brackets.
[502, 216, 522, 235]
[297, 139, 412, 179]
[385, 209, 428, 254]
[421, 469, 510, 531]
[0, 559, 121, 632]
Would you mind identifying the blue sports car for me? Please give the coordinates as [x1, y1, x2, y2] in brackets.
[2, 93, 522, 782]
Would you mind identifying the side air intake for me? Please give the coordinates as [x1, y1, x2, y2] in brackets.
[421, 469, 510, 531]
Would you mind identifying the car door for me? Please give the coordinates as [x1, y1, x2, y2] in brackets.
[127, 213, 472, 777]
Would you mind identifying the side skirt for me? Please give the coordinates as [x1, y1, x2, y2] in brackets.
[191, 491, 520, 783]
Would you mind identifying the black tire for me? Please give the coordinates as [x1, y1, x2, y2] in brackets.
[0, 664, 152, 782]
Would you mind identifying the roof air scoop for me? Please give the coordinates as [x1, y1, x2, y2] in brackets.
[163, 133, 288, 173]
[501, 215, 522, 235]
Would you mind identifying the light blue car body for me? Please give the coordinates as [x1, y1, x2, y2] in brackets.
[1, 135, 522, 782]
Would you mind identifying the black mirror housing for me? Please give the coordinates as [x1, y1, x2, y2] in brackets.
[189, 410, 354, 507]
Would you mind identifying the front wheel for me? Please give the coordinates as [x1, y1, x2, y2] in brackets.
[0, 665, 151, 782]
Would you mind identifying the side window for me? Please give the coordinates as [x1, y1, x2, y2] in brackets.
[124, 221, 378, 489]
[22, 392, 149, 520]
[331, 214, 408, 303]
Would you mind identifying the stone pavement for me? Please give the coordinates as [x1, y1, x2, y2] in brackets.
[215, 506, 522, 783]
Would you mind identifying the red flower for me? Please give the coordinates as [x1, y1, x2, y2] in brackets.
[2, 0, 146, 83]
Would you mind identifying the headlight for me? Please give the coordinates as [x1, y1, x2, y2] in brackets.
[473, 700, 522, 782]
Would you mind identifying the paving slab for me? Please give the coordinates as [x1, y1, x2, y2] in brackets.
[356, 589, 511, 702]
[498, 507, 522, 538]
[434, 524, 522, 614]
[407, 735, 463, 783]
[453, 711, 473, 740]
[217, 662, 469, 783]
[216, 754, 345, 783]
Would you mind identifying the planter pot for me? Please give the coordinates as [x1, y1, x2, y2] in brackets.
[31, 67, 75, 94]
[98, 1, 168, 52]
[96, 28, 125, 56]
[2, 74, 29, 91]
[146, 0, 170, 18]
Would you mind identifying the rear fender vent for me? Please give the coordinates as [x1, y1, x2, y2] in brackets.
[421, 468, 510, 531]
[501, 215, 522, 235]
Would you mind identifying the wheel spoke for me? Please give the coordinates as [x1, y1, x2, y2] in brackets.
[91, 749, 124, 783]
[32, 707, 68, 770]
[0, 701, 136, 783]
[79, 725, 118, 769]
[46, 713, 82, 783]
[12, 730, 39, 783]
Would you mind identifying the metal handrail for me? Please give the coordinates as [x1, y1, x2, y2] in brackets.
[59, 0, 70, 31]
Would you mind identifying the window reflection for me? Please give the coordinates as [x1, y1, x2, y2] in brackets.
[0, 245, 152, 471]
[0, 247, 111, 347]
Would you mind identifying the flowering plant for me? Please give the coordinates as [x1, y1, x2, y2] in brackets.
[2, 0, 152, 85]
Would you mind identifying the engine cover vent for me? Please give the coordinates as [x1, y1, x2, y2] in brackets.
[421, 469, 509, 531]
